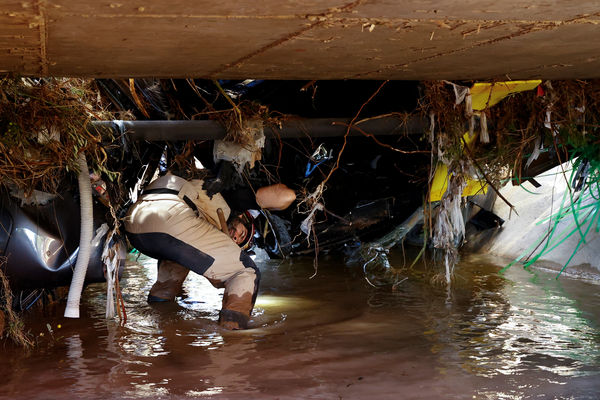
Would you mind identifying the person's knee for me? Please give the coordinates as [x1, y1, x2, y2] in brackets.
[226, 268, 259, 298]
[240, 252, 261, 285]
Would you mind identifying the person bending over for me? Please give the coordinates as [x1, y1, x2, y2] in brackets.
[124, 173, 295, 330]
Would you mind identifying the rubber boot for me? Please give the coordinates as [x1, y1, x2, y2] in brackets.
[217, 274, 255, 330]
[214, 253, 259, 330]
[218, 309, 250, 330]
[147, 260, 190, 302]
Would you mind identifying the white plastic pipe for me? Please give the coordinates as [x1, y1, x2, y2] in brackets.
[64, 152, 94, 318]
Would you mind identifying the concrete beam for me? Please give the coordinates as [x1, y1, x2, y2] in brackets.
[2, 1, 600, 80]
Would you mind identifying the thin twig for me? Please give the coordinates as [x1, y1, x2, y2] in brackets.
[323, 80, 390, 186]
[461, 136, 517, 214]
[309, 224, 319, 279]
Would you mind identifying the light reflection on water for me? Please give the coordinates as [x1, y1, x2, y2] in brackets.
[396, 253, 600, 388]
[0, 251, 599, 399]
[459, 254, 599, 381]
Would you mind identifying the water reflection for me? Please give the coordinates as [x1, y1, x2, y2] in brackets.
[399, 253, 600, 384]
[1, 250, 599, 399]
[458, 255, 599, 380]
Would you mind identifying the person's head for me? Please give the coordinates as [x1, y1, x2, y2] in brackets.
[227, 212, 254, 250]
[228, 215, 248, 245]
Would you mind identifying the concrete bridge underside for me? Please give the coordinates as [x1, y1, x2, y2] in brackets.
[2, 1, 600, 80]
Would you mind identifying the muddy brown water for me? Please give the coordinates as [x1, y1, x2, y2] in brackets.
[1, 249, 599, 399]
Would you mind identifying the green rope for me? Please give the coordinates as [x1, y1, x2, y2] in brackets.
[524, 208, 593, 268]
[555, 205, 600, 279]
[518, 182, 543, 196]
[565, 165, 587, 244]
[502, 155, 600, 277]
[534, 196, 597, 225]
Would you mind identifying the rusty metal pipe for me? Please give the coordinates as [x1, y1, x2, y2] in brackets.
[91, 116, 427, 141]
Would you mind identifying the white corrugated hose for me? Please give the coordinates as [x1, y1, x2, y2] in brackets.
[64, 152, 94, 318]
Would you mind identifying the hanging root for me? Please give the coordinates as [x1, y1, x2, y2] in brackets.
[0, 259, 34, 348]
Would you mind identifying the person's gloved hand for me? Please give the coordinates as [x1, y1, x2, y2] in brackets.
[202, 161, 239, 197]
[202, 176, 224, 198]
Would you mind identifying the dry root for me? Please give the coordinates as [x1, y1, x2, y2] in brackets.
[0, 260, 34, 348]
[0, 77, 114, 195]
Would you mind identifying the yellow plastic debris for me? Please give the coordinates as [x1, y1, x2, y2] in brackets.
[470, 80, 541, 111]
[429, 80, 542, 202]
[429, 162, 488, 202]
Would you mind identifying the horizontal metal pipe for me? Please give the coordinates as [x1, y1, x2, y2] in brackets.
[92, 116, 427, 141]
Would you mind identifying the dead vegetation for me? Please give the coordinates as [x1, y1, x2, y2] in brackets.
[420, 79, 600, 281]
[0, 258, 34, 348]
[0, 77, 115, 196]
[347, 79, 600, 285]
[423, 80, 600, 187]
[0, 77, 119, 346]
